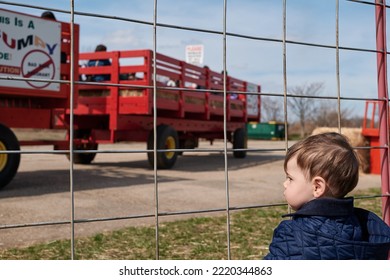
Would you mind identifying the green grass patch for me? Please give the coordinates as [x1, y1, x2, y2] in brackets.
[0, 188, 384, 260]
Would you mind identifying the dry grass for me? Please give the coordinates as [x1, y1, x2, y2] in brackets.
[311, 127, 370, 173]
[0, 188, 383, 260]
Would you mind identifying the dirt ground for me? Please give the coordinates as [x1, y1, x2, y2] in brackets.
[0, 138, 381, 249]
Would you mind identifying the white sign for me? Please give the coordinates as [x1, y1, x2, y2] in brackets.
[0, 8, 61, 91]
[185, 44, 204, 66]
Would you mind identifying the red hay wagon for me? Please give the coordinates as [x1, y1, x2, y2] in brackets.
[60, 49, 261, 169]
[0, 8, 261, 189]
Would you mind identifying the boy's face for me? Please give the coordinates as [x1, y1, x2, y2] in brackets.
[283, 156, 315, 211]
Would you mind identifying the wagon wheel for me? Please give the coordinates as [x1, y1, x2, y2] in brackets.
[233, 127, 247, 158]
[66, 130, 98, 164]
[0, 124, 21, 189]
[147, 125, 179, 169]
[69, 142, 98, 164]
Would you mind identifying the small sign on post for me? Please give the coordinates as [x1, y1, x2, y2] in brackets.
[185, 44, 204, 66]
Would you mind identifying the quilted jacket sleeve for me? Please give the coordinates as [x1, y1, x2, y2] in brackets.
[263, 220, 300, 260]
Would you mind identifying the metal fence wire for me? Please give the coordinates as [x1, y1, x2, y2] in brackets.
[0, 0, 389, 260]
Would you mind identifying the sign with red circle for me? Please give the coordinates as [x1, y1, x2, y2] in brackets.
[21, 50, 56, 89]
[0, 8, 61, 92]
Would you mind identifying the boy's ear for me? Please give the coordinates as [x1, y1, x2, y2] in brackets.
[312, 176, 327, 198]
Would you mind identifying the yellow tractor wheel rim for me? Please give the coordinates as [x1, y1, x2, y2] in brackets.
[0, 141, 7, 171]
[165, 136, 176, 160]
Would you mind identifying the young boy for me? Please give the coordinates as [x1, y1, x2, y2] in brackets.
[264, 132, 390, 260]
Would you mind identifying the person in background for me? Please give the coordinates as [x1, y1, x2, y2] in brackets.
[264, 132, 390, 260]
[86, 44, 111, 82]
[41, 11, 67, 64]
[41, 11, 57, 20]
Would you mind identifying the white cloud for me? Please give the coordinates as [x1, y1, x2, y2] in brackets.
[103, 29, 143, 49]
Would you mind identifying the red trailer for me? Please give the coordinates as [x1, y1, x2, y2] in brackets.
[61, 49, 261, 169]
[0, 8, 261, 189]
[0, 8, 79, 189]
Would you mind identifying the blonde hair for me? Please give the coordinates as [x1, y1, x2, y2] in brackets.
[284, 132, 359, 198]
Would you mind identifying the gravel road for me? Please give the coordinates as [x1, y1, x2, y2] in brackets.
[0, 139, 381, 249]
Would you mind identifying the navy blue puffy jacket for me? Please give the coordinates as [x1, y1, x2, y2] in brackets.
[264, 197, 390, 260]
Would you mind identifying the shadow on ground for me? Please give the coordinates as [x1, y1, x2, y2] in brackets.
[1, 151, 284, 199]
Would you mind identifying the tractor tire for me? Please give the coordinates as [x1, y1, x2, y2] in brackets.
[0, 124, 21, 189]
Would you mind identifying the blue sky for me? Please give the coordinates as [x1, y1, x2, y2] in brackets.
[1, 0, 382, 118]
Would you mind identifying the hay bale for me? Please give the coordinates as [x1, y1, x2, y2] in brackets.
[311, 127, 370, 173]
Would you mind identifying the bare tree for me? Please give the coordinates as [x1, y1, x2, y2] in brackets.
[315, 100, 355, 128]
[288, 82, 324, 137]
[261, 96, 284, 122]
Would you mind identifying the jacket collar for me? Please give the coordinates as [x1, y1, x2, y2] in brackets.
[283, 197, 355, 217]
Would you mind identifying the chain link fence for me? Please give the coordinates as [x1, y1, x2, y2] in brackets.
[0, 0, 389, 259]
